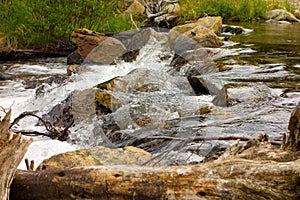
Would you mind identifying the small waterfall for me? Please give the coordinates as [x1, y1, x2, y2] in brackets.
[0, 23, 299, 169]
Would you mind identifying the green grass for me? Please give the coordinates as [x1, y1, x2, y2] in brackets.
[179, 0, 295, 22]
[0, 0, 143, 50]
[0, 0, 295, 50]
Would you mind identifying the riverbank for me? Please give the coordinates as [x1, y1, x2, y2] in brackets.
[0, 0, 298, 58]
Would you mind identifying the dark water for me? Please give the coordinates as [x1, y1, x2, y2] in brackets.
[228, 22, 300, 66]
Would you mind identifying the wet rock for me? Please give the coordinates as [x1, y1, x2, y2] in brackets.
[67, 51, 82, 65]
[98, 68, 165, 93]
[222, 26, 243, 35]
[188, 76, 222, 96]
[72, 88, 123, 120]
[212, 86, 230, 107]
[265, 9, 300, 22]
[131, 28, 168, 51]
[114, 31, 139, 62]
[170, 48, 218, 76]
[42, 88, 122, 126]
[95, 90, 122, 114]
[195, 106, 213, 115]
[85, 37, 126, 65]
[212, 86, 240, 107]
[189, 25, 223, 47]
[212, 84, 276, 107]
[37, 146, 153, 170]
[35, 75, 69, 97]
[187, 76, 210, 95]
[168, 16, 223, 50]
[66, 64, 80, 75]
[68, 28, 108, 64]
[101, 114, 121, 133]
[0, 71, 14, 80]
[197, 16, 223, 35]
[41, 93, 74, 126]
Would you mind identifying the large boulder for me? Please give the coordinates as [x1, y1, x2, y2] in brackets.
[197, 16, 223, 35]
[169, 48, 219, 77]
[70, 28, 108, 61]
[265, 9, 300, 22]
[68, 28, 127, 65]
[168, 20, 223, 50]
[37, 146, 153, 170]
[131, 28, 168, 51]
[85, 37, 126, 64]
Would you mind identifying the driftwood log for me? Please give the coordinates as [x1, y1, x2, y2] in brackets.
[9, 103, 300, 199]
[0, 110, 32, 200]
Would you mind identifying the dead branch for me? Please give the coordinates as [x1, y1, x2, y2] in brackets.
[148, 10, 168, 19]
[10, 111, 73, 141]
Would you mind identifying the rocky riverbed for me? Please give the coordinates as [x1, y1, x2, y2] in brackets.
[0, 12, 299, 169]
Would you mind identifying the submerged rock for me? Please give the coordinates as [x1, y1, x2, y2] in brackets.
[98, 68, 166, 93]
[0, 71, 14, 80]
[37, 146, 153, 170]
[222, 26, 243, 35]
[212, 84, 276, 107]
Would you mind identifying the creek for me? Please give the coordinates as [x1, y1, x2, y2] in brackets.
[0, 22, 299, 169]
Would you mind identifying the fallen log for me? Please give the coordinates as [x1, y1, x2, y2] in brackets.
[9, 102, 300, 199]
[9, 154, 300, 199]
[0, 110, 32, 200]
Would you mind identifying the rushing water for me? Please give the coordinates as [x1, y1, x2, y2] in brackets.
[1, 23, 299, 168]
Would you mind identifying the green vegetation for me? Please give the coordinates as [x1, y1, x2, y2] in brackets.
[179, 0, 294, 22]
[0, 0, 142, 50]
[0, 0, 295, 50]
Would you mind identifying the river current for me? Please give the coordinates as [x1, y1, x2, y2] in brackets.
[0, 23, 299, 169]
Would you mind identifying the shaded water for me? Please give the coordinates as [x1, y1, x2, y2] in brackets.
[1, 23, 300, 167]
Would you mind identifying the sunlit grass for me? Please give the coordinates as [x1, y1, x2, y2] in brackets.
[0, 0, 142, 50]
[0, 0, 295, 50]
[179, 0, 295, 22]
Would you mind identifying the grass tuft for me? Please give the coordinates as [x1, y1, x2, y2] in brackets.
[179, 0, 295, 22]
[0, 0, 142, 50]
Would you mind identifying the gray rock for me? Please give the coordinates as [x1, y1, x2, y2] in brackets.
[0, 72, 14, 80]
[265, 9, 300, 22]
